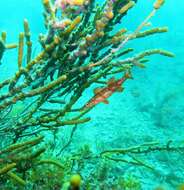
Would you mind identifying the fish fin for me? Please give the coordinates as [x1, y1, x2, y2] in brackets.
[125, 71, 133, 79]
[107, 77, 116, 85]
[102, 99, 109, 104]
[93, 87, 103, 94]
[116, 86, 124, 92]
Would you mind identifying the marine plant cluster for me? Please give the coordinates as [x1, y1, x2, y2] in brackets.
[0, 0, 183, 189]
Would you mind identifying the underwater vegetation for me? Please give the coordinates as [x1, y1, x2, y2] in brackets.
[0, 0, 184, 189]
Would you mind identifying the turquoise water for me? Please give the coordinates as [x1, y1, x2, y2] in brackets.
[0, 0, 184, 189]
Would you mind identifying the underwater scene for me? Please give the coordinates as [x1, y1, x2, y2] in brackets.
[0, 0, 184, 189]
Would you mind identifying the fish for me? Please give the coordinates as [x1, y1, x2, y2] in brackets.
[83, 72, 132, 109]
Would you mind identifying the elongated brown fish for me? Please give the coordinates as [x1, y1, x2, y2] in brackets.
[83, 72, 132, 109]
